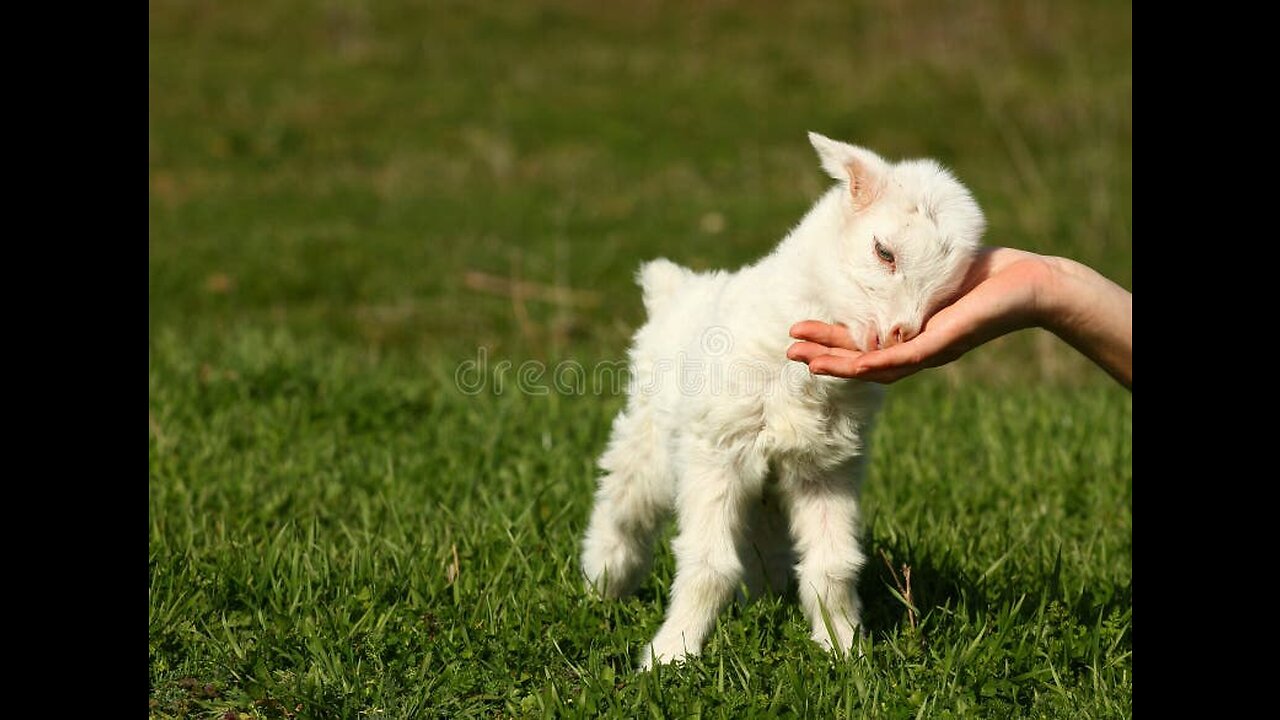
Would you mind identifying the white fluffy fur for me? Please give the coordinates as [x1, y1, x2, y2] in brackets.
[581, 133, 986, 669]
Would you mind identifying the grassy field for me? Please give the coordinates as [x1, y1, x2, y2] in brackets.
[149, 1, 1131, 717]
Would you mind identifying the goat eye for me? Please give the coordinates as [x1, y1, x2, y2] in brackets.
[874, 239, 896, 266]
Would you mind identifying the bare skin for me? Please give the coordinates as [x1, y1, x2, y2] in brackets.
[787, 247, 1132, 390]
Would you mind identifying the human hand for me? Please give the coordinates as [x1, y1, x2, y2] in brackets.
[786, 247, 1056, 383]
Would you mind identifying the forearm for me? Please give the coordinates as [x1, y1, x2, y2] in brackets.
[1040, 257, 1132, 389]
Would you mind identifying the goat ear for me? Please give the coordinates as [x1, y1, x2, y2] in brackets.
[807, 132, 888, 212]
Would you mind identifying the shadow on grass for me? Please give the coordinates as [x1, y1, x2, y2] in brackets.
[861, 536, 1133, 637]
[578, 525, 1132, 673]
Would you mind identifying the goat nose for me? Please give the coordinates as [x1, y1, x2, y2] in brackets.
[862, 327, 881, 351]
[884, 324, 916, 348]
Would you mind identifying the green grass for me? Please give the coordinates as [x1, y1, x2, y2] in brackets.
[150, 1, 1131, 717]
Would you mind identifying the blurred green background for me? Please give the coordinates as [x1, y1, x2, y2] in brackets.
[150, 0, 1130, 376]
[150, 2, 1130, 716]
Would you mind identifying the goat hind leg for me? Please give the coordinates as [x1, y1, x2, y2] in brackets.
[581, 408, 672, 598]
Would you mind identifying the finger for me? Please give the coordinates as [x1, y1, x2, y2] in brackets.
[788, 321, 857, 350]
[809, 358, 920, 384]
[787, 341, 862, 363]
[851, 341, 927, 371]
[846, 366, 920, 384]
[806, 354, 867, 379]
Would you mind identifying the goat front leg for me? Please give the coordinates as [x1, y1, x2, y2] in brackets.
[640, 451, 764, 669]
[780, 457, 868, 655]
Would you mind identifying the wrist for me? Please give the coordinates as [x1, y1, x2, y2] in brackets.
[1040, 254, 1131, 344]
[1035, 255, 1084, 336]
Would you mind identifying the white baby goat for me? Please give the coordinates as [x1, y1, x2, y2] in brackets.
[581, 132, 986, 668]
